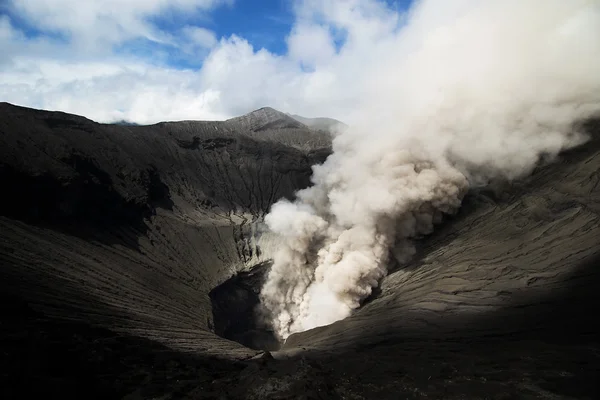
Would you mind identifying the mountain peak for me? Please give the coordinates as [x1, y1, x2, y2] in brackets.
[227, 107, 307, 132]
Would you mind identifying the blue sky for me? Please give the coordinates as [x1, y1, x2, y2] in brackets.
[204, 0, 294, 55]
[2, 0, 295, 65]
[1, 0, 414, 67]
[135, 0, 297, 67]
[0, 0, 420, 123]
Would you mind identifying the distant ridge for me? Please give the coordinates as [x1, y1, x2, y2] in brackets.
[226, 106, 347, 135]
[224, 106, 331, 150]
[289, 114, 347, 133]
[113, 120, 140, 126]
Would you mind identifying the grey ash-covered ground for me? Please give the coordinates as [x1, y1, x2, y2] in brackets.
[0, 102, 599, 399]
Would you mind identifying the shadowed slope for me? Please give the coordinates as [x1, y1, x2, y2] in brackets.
[0, 102, 329, 358]
[0, 103, 599, 399]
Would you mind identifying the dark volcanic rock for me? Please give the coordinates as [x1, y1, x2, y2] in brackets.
[1, 102, 599, 399]
[0, 102, 330, 384]
[210, 261, 280, 351]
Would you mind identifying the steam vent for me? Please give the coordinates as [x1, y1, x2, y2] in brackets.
[1, 102, 599, 399]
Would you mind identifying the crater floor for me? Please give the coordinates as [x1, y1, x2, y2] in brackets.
[210, 261, 281, 351]
[1, 103, 599, 399]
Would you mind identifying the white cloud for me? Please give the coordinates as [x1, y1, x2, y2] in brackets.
[0, 57, 226, 123]
[0, 0, 407, 122]
[8, 0, 231, 49]
[287, 24, 336, 68]
[183, 26, 218, 48]
[0, 0, 598, 127]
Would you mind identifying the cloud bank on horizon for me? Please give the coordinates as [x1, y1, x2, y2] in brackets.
[1, 0, 416, 124]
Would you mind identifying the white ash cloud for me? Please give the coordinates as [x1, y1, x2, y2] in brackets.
[260, 0, 600, 339]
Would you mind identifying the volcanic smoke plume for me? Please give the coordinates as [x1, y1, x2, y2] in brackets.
[260, 0, 600, 339]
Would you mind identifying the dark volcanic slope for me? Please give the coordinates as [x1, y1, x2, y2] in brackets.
[0, 102, 328, 359]
[1, 102, 599, 399]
